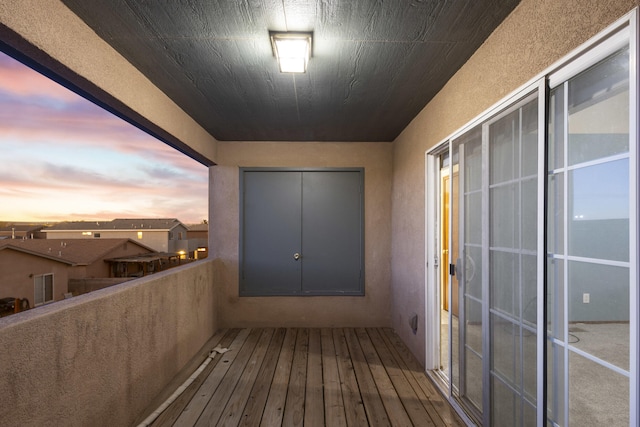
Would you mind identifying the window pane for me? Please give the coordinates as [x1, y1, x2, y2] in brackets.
[568, 260, 629, 370]
[34, 277, 43, 305]
[521, 177, 537, 252]
[491, 184, 519, 248]
[459, 127, 482, 192]
[491, 314, 517, 384]
[567, 48, 629, 165]
[466, 192, 482, 245]
[521, 100, 538, 177]
[569, 351, 628, 427]
[491, 251, 519, 316]
[490, 109, 520, 184]
[465, 244, 482, 299]
[44, 275, 53, 302]
[568, 160, 629, 262]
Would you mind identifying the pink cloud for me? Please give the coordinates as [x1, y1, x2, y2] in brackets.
[0, 55, 80, 102]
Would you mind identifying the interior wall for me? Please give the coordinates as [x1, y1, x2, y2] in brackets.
[391, 0, 638, 365]
[212, 141, 393, 328]
[0, 0, 218, 165]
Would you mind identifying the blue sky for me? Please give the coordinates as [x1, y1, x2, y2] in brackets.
[0, 51, 209, 224]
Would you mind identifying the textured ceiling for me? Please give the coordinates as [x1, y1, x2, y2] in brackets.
[61, 0, 520, 142]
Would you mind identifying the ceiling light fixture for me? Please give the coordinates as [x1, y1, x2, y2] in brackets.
[270, 31, 312, 73]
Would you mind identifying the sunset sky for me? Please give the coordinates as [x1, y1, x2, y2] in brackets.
[0, 51, 209, 225]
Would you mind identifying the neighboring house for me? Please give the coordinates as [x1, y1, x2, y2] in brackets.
[43, 218, 189, 254]
[186, 223, 208, 259]
[0, 243, 73, 307]
[0, 224, 47, 240]
[0, 239, 154, 307]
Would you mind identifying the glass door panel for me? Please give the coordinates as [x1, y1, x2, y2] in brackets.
[452, 125, 484, 418]
[547, 46, 631, 427]
[450, 93, 539, 425]
[488, 96, 539, 427]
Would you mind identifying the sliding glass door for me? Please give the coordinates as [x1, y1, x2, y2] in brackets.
[447, 94, 540, 425]
[430, 16, 637, 426]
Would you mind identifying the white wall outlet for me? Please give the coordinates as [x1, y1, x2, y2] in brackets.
[583, 293, 590, 304]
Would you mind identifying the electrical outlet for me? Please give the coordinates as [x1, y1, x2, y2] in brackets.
[583, 293, 590, 304]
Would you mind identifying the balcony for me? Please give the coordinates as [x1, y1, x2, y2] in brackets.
[0, 260, 463, 426]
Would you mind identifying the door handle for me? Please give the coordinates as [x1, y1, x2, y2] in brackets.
[293, 252, 301, 260]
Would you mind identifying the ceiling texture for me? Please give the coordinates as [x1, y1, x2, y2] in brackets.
[61, 0, 521, 142]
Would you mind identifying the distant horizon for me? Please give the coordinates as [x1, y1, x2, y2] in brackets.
[0, 217, 208, 226]
[0, 51, 209, 224]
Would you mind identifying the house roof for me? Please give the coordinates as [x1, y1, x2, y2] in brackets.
[187, 223, 209, 232]
[0, 225, 45, 233]
[45, 218, 185, 232]
[0, 239, 154, 266]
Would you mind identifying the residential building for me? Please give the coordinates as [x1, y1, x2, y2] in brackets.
[43, 218, 189, 254]
[187, 223, 208, 259]
[0, 224, 46, 240]
[0, 1, 638, 426]
[0, 238, 154, 306]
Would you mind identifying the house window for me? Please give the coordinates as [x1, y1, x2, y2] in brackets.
[94, 233, 100, 238]
[137, 231, 143, 239]
[34, 274, 53, 306]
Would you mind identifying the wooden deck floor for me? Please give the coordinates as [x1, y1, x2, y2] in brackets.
[147, 328, 466, 427]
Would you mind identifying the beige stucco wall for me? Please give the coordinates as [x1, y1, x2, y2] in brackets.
[0, 250, 70, 306]
[0, 259, 217, 427]
[0, 0, 218, 165]
[212, 141, 393, 328]
[391, 0, 639, 364]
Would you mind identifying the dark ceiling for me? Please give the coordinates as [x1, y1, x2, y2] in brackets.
[61, 0, 520, 142]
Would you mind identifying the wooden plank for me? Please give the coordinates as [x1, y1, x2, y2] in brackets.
[283, 328, 308, 427]
[332, 328, 368, 426]
[373, 328, 446, 426]
[320, 328, 347, 427]
[260, 328, 298, 427]
[355, 328, 412, 426]
[192, 327, 262, 426]
[380, 328, 466, 426]
[174, 328, 252, 427]
[344, 328, 390, 427]
[304, 328, 324, 427]
[217, 329, 275, 426]
[150, 329, 238, 427]
[366, 328, 435, 426]
[239, 328, 287, 427]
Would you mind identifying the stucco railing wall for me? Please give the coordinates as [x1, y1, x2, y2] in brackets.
[0, 259, 217, 427]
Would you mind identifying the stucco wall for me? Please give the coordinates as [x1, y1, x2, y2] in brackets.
[391, 0, 638, 365]
[0, 260, 217, 427]
[212, 141, 393, 328]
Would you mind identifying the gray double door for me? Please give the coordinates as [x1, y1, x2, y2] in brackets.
[240, 169, 364, 296]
